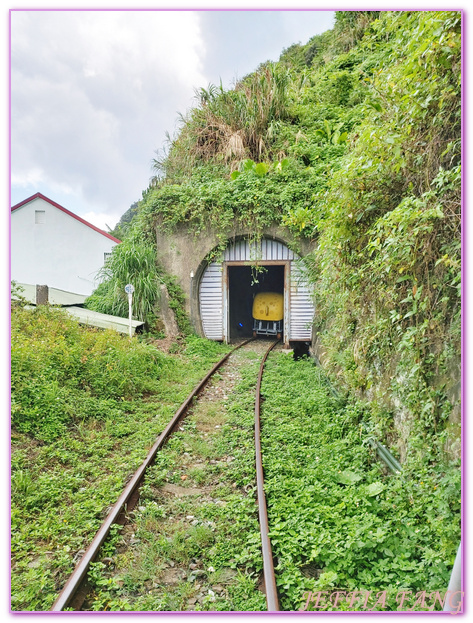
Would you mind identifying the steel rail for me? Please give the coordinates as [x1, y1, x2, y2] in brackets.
[51, 338, 254, 611]
[254, 339, 280, 611]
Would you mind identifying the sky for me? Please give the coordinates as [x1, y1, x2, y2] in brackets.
[10, 8, 335, 232]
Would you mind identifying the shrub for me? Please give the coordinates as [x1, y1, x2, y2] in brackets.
[11, 306, 168, 439]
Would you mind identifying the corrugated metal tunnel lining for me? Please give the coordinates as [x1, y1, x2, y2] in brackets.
[198, 237, 314, 344]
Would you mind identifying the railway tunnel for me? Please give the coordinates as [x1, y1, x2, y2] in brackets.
[227, 264, 284, 340]
[197, 237, 314, 347]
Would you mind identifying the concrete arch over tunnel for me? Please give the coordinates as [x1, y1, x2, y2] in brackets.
[195, 236, 315, 346]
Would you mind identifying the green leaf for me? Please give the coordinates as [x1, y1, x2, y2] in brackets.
[366, 482, 385, 497]
[324, 119, 332, 140]
[337, 470, 363, 485]
[367, 100, 383, 112]
[254, 162, 269, 177]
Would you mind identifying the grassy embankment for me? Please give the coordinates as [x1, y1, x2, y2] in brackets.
[260, 354, 460, 611]
[10, 304, 229, 611]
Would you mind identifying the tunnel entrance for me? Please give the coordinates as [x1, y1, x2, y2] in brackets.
[227, 264, 285, 341]
[199, 237, 314, 344]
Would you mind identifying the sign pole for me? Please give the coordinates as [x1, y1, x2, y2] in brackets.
[128, 293, 132, 338]
[124, 284, 135, 339]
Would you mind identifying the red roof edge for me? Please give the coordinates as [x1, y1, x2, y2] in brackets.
[11, 192, 122, 244]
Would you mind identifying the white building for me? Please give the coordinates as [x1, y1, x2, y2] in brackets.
[11, 193, 121, 296]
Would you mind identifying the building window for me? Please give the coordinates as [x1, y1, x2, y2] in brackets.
[35, 210, 45, 224]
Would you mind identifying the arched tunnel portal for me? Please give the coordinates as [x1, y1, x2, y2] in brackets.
[195, 236, 314, 347]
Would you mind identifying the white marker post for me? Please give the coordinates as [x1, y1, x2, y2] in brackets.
[124, 284, 134, 339]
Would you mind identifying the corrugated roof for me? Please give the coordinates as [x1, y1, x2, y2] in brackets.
[13, 283, 88, 306]
[12, 283, 144, 334]
[65, 307, 144, 334]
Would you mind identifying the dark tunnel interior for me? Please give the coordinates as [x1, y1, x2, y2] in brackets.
[228, 264, 285, 340]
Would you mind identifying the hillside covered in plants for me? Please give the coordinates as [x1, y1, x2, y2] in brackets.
[90, 11, 461, 460]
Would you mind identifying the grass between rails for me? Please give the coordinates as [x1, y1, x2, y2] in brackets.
[10, 305, 230, 611]
[83, 348, 267, 611]
[11, 308, 460, 612]
[259, 354, 461, 612]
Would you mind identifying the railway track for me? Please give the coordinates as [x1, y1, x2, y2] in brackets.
[51, 338, 281, 612]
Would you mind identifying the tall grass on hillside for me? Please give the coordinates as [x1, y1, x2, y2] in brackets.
[154, 63, 292, 182]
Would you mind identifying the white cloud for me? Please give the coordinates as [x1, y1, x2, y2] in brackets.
[75, 11, 205, 87]
[10, 10, 207, 218]
[83, 211, 122, 232]
[11, 167, 45, 188]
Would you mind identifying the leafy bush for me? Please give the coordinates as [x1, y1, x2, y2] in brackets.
[154, 63, 292, 182]
[11, 306, 168, 439]
[11, 305, 229, 610]
[85, 237, 161, 326]
[259, 354, 460, 611]
[304, 11, 461, 440]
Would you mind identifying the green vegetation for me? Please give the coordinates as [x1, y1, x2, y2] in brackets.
[85, 224, 162, 329]
[85, 222, 192, 334]
[103, 9, 460, 455]
[306, 11, 461, 447]
[10, 303, 460, 611]
[86, 239, 160, 324]
[11, 305, 229, 610]
[110, 200, 139, 240]
[11, 9, 462, 613]
[77, 351, 459, 612]
[260, 354, 460, 611]
[153, 63, 292, 181]
[12, 305, 167, 441]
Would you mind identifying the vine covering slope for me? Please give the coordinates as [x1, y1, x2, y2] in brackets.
[90, 10, 461, 461]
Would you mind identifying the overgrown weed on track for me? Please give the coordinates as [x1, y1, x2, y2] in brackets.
[259, 354, 460, 612]
[82, 349, 267, 611]
[10, 305, 230, 611]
